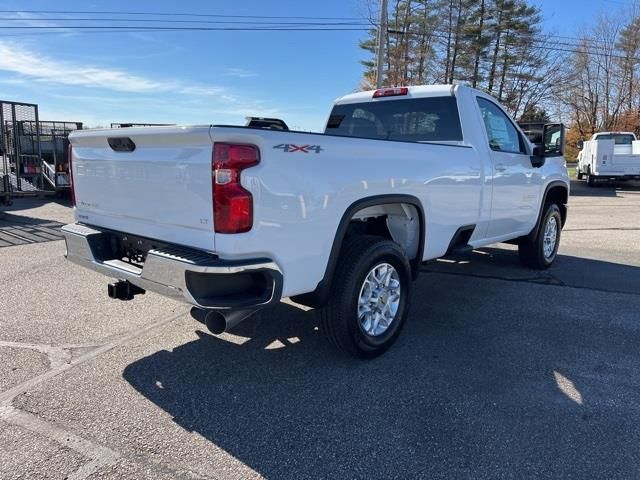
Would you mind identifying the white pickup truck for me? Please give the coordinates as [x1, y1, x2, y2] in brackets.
[576, 132, 640, 186]
[62, 85, 569, 358]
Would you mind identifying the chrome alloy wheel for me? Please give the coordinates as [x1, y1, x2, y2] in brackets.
[357, 263, 401, 337]
[543, 215, 559, 259]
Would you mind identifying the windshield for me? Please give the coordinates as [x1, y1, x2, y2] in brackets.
[326, 96, 463, 143]
[594, 133, 635, 144]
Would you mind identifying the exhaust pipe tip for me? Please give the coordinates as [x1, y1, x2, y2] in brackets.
[204, 310, 227, 335]
[190, 307, 259, 335]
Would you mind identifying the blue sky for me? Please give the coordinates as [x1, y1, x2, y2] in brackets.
[0, 0, 635, 130]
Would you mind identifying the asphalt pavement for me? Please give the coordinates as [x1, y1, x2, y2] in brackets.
[0, 180, 639, 479]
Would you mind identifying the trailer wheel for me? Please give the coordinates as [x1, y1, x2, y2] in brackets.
[320, 235, 412, 359]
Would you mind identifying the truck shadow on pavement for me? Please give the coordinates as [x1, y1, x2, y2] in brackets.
[123, 250, 640, 479]
[423, 246, 640, 295]
[570, 179, 640, 197]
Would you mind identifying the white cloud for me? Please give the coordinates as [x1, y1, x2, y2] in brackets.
[179, 86, 226, 96]
[0, 42, 322, 130]
[223, 67, 257, 78]
[0, 41, 222, 95]
[0, 77, 26, 85]
[9, 12, 74, 33]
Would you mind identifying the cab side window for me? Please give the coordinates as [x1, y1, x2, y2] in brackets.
[476, 97, 526, 154]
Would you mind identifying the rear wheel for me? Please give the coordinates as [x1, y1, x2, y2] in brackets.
[518, 203, 562, 269]
[576, 167, 583, 180]
[320, 235, 412, 359]
[586, 168, 596, 186]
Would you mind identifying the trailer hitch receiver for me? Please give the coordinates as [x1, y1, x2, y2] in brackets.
[108, 280, 145, 301]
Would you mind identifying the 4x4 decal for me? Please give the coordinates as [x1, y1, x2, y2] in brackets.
[273, 144, 323, 154]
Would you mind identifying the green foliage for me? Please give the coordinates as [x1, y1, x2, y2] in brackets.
[359, 0, 552, 118]
[519, 106, 550, 123]
[360, 1, 640, 132]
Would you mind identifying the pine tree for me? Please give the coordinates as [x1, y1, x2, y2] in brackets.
[359, 0, 552, 117]
[616, 17, 640, 113]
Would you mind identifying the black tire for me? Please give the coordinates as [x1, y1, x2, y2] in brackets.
[576, 168, 583, 180]
[320, 235, 412, 359]
[518, 203, 562, 269]
[586, 168, 596, 186]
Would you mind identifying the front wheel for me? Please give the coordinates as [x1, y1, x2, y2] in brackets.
[518, 203, 562, 269]
[320, 235, 412, 359]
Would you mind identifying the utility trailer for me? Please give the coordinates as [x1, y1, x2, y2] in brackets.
[1, 100, 44, 204]
[1, 100, 84, 204]
[20, 120, 83, 191]
[576, 132, 640, 186]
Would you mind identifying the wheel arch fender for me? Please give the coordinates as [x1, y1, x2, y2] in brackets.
[527, 180, 569, 240]
[291, 194, 426, 308]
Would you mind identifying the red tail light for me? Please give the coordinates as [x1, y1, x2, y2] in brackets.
[373, 87, 409, 98]
[212, 143, 260, 233]
[68, 144, 76, 207]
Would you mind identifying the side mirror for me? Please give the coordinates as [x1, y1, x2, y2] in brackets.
[530, 145, 545, 168]
[542, 123, 565, 157]
[577, 140, 584, 150]
[527, 123, 565, 168]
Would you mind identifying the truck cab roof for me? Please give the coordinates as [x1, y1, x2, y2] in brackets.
[333, 84, 462, 105]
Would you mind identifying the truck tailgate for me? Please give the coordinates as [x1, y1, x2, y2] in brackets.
[609, 140, 640, 171]
[611, 154, 640, 169]
[70, 126, 216, 251]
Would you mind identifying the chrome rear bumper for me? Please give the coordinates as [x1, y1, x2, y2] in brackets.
[61, 223, 282, 309]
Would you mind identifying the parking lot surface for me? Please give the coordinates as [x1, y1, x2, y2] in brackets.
[1, 181, 639, 479]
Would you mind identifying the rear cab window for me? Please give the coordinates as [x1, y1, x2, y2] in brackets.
[594, 133, 635, 145]
[325, 96, 463, 143]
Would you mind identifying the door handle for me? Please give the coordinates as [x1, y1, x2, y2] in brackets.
[495, 164, 507, 172]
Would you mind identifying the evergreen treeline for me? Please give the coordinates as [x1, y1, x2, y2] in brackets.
[360, 1, 640, 145]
